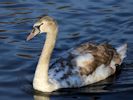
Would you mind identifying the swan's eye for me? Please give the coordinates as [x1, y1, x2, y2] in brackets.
[35, 23, 43, 31]
[35, 25, 40, 29]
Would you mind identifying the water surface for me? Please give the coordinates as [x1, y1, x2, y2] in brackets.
[0, 0, 133, 100]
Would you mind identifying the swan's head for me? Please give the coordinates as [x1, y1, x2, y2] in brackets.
[27, 16, 58, 41]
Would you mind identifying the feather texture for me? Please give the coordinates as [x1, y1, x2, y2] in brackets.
[28, 16, 127, 92]
[48, 43, 121, 89]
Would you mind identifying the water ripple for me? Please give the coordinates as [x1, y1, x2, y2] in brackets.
[0, 0, 133, 100]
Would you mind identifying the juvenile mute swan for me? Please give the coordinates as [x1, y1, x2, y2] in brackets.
[27, 16, 127, 92]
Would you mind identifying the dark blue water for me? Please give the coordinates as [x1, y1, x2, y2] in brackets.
[0, 0, 133, 100]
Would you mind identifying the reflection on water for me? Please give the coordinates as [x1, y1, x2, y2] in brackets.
[34, 94, 50, 100]
[0, 0, 133, 100]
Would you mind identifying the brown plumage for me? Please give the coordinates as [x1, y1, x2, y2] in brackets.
[75, 43, 121, 75]
[27, 16, 127, 92]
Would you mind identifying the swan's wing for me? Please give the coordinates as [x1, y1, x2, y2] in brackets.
[49, 43, 120, 88]
[71, 43, 120, 75]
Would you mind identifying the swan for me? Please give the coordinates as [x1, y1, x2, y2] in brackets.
[27, 16, 127, 92]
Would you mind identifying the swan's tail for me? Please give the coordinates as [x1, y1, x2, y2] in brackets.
[116, 43, 127, 61]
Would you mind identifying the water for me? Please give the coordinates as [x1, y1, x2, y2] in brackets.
[0, 0, 133, 100]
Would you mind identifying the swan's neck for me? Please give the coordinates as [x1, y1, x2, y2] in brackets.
[33, 29, 58, 92]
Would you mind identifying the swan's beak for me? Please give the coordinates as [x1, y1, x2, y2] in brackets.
[27, 27, 40, 41]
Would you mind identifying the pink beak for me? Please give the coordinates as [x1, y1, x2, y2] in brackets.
[26, 27, 40, 41]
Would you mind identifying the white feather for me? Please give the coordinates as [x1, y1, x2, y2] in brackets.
[116, 43, 127, 61]
[83, 64, 113, 85]
[75, 53, 94, 67]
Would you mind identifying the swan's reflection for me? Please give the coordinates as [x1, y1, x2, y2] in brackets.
[34, 94, 100, 100]
[34, 94, 50, 100]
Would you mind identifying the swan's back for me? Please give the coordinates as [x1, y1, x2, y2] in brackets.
[48, 43, 127, 89]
